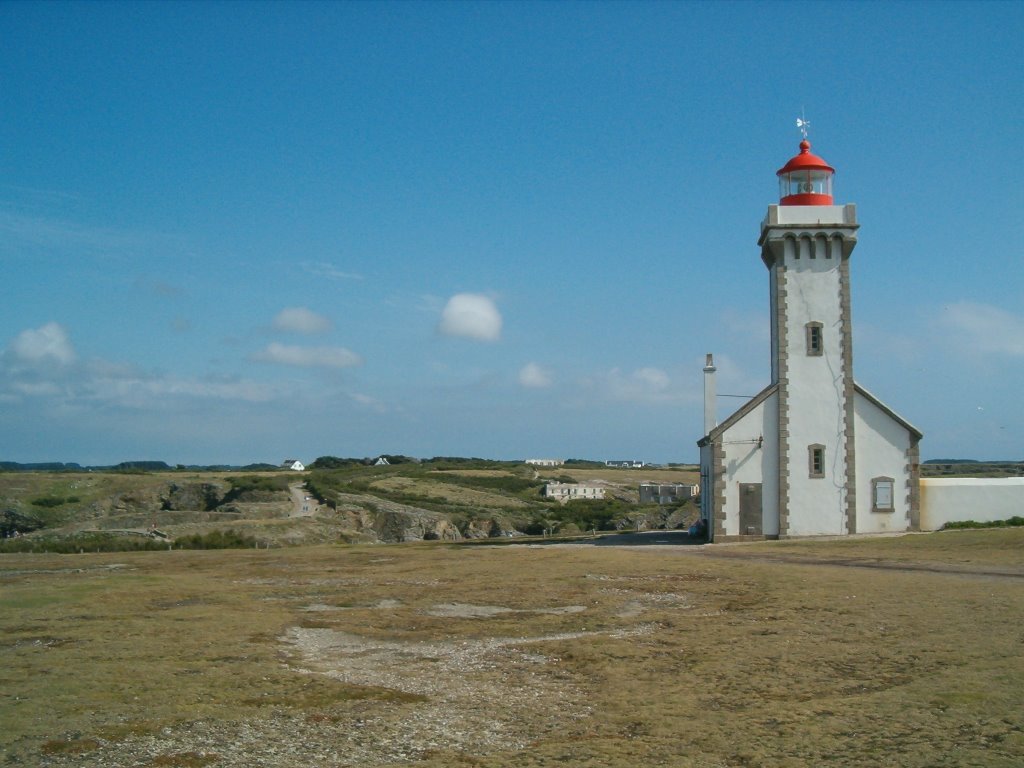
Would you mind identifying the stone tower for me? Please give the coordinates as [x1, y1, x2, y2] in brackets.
[760, 140, 859, 535]
[698, 136, 920, 541]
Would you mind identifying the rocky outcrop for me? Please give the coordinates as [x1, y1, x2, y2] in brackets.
[374, 508, 462, 542]
[613, 504, 697, 532]
[326, 492, 462, 542]
[110, 488, 165, 515]
[161, 482, 226, 512]
[461, 517, 522, 539]
[1, 509, 44, 537]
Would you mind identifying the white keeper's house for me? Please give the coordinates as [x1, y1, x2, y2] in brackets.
[698, 138, 922, 541]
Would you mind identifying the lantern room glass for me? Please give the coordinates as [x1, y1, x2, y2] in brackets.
[780, 169, 833, 199]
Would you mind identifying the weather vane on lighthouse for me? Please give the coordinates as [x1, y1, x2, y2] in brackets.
[796, 114, 810, 140]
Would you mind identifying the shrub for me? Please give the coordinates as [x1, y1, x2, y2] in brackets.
[30, 496, 69, 508]
[546, 498, 634, 532]
[942, 516, 1024, 530]
[221, 475, 290, 503]
[0, 528, 260, 554]
[309, 456, 364, 469]
[1, 510, 45, 538]
[0, 533, 167, 554]
[174, 529, 259, 549]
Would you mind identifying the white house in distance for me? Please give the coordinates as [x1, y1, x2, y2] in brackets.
[281, 459, 305, 471]
[526, 459, 565, 467]
[639, 482, 699, 505]
[698, 138, 922, 541]
[545, 483, 606, 502]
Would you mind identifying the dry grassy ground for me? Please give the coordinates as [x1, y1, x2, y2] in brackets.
[369, 477, 530, 509]
[2, 530, 1022, 767]
[556, 467, 700, 487]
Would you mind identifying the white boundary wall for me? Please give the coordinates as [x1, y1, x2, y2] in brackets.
[919, 478, 1024, 531]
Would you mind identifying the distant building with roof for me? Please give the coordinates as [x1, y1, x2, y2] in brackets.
[639, 482, 699, 505]
[544, 483, 605, 502]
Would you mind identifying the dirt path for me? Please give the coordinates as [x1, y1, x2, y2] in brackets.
[288, 482, 315, 518]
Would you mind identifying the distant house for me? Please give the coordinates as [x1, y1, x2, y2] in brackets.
[544, 483, 605, 502]
[639, 482, 699, 505]
[281, 459, 305, 471]
[374, 456, 390, 466]
[526, 459, 565, 467]
[606, 460, 644, 469]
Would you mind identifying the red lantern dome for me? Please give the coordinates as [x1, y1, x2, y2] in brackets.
[777, 140, 834, 206]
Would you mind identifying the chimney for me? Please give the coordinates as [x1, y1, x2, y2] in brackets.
[703, 353, 717, 435]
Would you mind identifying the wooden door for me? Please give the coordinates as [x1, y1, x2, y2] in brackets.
[739, 483, 762, 535]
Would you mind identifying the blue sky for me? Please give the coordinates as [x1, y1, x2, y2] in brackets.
[2, 1, 1022, 465]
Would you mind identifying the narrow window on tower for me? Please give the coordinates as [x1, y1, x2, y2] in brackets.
[808, 444, 825, 479]
[806, 322, 824, 356]
[872, 477, 895, 513]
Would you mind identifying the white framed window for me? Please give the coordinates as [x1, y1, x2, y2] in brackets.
[806, 322, 823, 356]
[808, 444, 825, 479]
[872, 477, 895, 513]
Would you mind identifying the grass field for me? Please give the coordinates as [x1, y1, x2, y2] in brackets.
[2, 529, 1023, 767]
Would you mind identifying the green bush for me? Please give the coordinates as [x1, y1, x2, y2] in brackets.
[0, 528, 261, 554]
[942, 516, 1024, 530]
[309, 456, 364, 469]
[221, 475, 290, 503]
[174, 529, 258, 549]
[30, 496, 73, 508]
[0, 533, 167, 554]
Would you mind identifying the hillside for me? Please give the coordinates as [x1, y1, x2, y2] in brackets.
[0, 462, 700, 549]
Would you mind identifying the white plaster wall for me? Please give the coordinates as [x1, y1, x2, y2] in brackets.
[920, 478, 1024, 531]
[719, 393, 779, 537]
[770, 205, 848, 226]
[699, 442, 713, 525]
[782, 242, 847, 536]
[853, 390, 913, 533]
[769, 265, 779, 384]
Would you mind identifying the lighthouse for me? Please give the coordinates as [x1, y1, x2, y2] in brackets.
[698, 134, 921, 540]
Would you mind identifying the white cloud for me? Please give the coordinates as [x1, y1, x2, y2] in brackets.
[273, 307, 332, 334]
[12, 380, 63, 397]
[0, 349, 284, 410]
[301, 261, 363, 281]
[632, 367, 670, 390]
[519, 362, 553, 388]
[941, 302, 1024, 357]
[8, 322, 76, 365]
[350, 392, 388, 412]
[437, 293, 502, 342]
[588, 366, 680, 405]
[251, 342, 362, 369]
[82, 371, 281, 407]
[0, 210, 155, 252]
